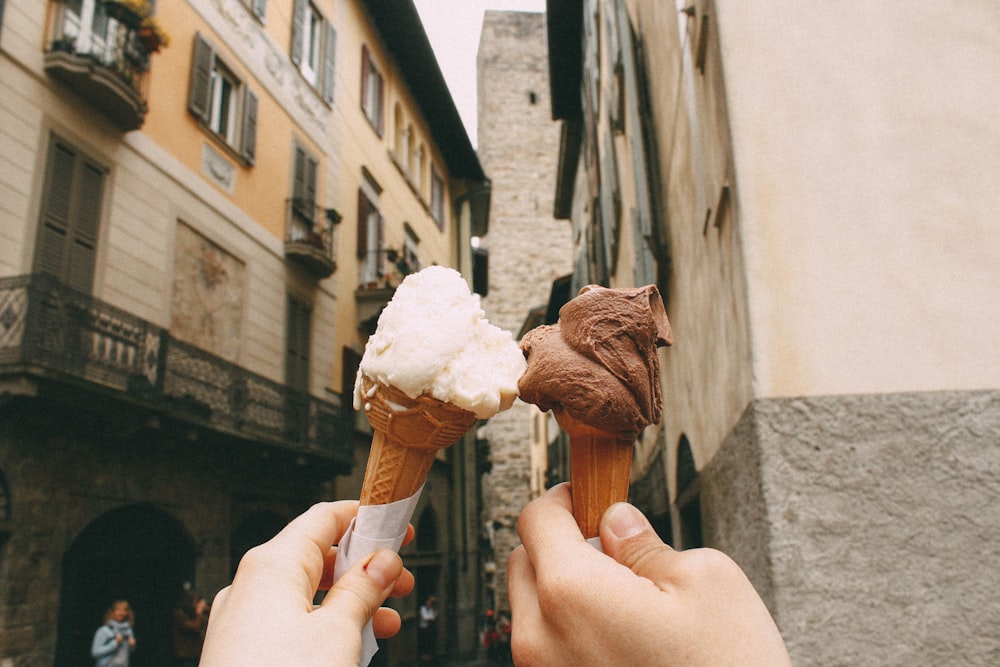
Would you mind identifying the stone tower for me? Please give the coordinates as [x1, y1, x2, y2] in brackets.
[476, 10, 572, 612]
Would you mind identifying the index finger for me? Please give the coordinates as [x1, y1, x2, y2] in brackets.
[233, 501, 359, 603]
[517, 484, 595, 567]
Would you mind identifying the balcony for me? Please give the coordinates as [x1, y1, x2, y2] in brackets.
[285, 200, 339, 279]
[43, 3, 162, 131]
[0, 274, 352, 469]
[354, 249, 416, 333]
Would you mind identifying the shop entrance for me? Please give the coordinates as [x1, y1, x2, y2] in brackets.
[55, 504, 196, 667]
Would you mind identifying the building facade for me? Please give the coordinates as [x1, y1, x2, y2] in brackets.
[476, 10, 570, 615]
[0, 1, 486, 664]
[545, 0, 1000, 665]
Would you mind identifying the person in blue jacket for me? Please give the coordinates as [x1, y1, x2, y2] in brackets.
[91, 600, 136, 667]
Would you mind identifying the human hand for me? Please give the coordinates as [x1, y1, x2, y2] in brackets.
[508, 484, 791, 666]
[200, 501, 415, 667]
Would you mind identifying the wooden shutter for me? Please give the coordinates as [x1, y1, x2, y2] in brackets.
[251, 0, 267, 21]
[293, 146, 307, 202]
[304, 155, 317, 211]
[375, 69, 384, 136]
[36, 140, 75, 277]
[360, 45, 370, 116]
[188, 33, 214, 122]
[35, 137, 105, 292]
[285, 297, 311, 392]
[66, 160, 104, 292]
[356, 189, 369, 259]
[322, 23, 337, 104]
[241, 87, 258, 164]
[290, 0, 306, 66]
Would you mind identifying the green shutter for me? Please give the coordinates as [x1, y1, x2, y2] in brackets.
[285, 297, 311, 391]
[356, 189, 368, 259]
[35, 141, 75, 277]
[66, 160, 104, 292]
[242, 87, 258, 164]
[322, 23, 337, 104]
[189, 33, 214, 122]
[304, 155, 317, 211]
[290, 0, 305, 66]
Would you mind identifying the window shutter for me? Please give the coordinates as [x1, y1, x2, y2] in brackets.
[376, 211, 385, 257]
[241, 87, 258, 164]
[322, 23, 337, 104]
[291, 0, 305, 66]
[66, 160, 104, 293]
[304, 155, 317, 212]
[293, 146, 307, 202]
[36, 141, 75, 277]
[285, 297, 311, 392]
[360, 45, 370, 114]
[252, 0, 267, 22]
[356, 189, 368, 259]
[188, 33, 214, 122]
[376, 74, 384, 136]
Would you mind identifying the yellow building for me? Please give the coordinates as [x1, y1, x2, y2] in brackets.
[0, 0, 487, 663]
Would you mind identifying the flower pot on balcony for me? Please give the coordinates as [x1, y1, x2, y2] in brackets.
[138, 26, 163, 52]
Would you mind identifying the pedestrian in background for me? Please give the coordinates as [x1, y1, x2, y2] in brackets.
[91, 600, 136, 667]
[418, 595, 437, 662]
[172, 587, 209, 667]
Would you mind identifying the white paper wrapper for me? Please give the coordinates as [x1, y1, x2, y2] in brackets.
[333, 487, 424, 667]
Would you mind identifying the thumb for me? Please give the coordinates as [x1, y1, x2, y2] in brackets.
[600, 502, 678, 581]
[322, 548, 402, 627]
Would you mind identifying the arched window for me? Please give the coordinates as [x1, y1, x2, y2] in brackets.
[675, 435, 703, 549]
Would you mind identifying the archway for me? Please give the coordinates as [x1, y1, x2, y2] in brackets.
[55, 505, 196, 667]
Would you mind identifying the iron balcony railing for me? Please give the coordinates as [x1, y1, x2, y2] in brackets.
[285, 199, 338, 278]
[44, 1, 155, 130]
[0, 274, 351, 466]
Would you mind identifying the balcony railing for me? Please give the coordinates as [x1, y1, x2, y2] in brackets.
[44, 3, 156, 131]
[0, 274, 351, 467]
[285, 200, 339, 279]
[354, 249, 417, 333]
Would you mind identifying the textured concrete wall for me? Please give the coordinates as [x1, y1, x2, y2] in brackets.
[476, 10, 571, 612]
[702, 390, 1000, 666]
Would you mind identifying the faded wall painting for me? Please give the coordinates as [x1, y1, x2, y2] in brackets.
[171, 223, 245, 362]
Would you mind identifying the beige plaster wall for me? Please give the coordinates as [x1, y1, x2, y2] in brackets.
[716, 1, 1000, 398]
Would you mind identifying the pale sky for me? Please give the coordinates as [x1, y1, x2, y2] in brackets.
[413, 0, 546, 147]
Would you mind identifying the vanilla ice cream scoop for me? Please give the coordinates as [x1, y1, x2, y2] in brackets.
[354, 265, 525, 419]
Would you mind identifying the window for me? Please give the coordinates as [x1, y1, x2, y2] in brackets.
[356, 173, 384, 287]
[290, 144, 319, 240]
[361, 45, 384, 135]
[55, 0, 115, 59]
[189, 33, 258, 164]
[34, 134, 106, 293]
[403, 224, 420, 273]
[291, 0, 336, 103]
[430, 167, 444, 229]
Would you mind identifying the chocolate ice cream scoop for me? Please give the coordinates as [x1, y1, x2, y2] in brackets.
[519, 284, 672, 436]
[518, 284, 672, 537]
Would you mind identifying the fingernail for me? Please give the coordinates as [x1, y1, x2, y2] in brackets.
[607, 503, 648, 540]
[364, 550, 399, 588]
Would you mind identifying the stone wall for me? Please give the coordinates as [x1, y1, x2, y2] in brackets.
[476, 10, 571, 612]
[702, 390, 1000, 666]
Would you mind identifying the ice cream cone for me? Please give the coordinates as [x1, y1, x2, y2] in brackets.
[357, 374, 478, 505]
[555, 409, 635, 538]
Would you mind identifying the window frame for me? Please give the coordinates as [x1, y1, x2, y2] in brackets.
[188, 33, 258, 165]
[430, 166, 445, 229]
[291, 0, 336, 103]
[360, 45, 384, 136]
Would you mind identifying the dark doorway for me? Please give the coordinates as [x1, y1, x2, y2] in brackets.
[55, 505, 195, 667]
[230, 511, 288, 578]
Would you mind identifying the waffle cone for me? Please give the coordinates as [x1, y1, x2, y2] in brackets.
[555, 410, 634, 538]
[358, 375, 478, 505]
